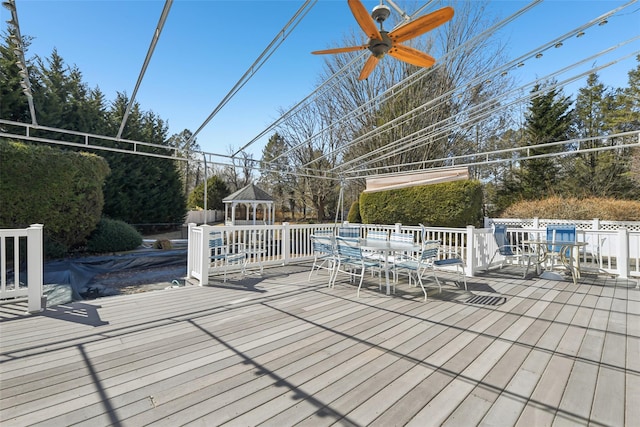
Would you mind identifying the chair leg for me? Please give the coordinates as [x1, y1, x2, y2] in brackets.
[487, 252, 497, 271]
[416, 273, 427, 302]
[327, 260, 336, 287]
[523, 256, 531, 278]
[459, 264, 467, 290]
[431, 268, 442, 293]
[329, 259, 340, 288]
[356, 267, 365, 297]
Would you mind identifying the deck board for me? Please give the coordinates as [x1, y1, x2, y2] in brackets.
[0, 264, 637, 426]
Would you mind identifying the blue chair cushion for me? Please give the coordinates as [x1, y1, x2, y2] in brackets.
[434, 258, 463, 267]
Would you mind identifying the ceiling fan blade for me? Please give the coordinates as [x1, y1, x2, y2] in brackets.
[389, 6, 454, 43]
[312, 45, 369, 55]
[348, 0, 382, 40]
[388, 44, 436, 68]
[358, 55, 379, 80]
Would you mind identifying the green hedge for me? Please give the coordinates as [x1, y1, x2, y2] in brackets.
[347, 200, 362, 223]
[0, 140, 110, 254]
[359, 179, 483, 227]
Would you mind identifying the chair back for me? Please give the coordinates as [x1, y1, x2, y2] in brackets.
[390, 231, 414, 244]
[338, 226, 360, 239]
[493, 224, 514, 256]
[313, 228, 334, 237]
[311, 234, 334, 256]
[335, 236, 362, 261]
[209, 231, 225, 249]
[547, 224, 576, 255]
[421, 240, 440, 261]
[366, 230, 388, 241]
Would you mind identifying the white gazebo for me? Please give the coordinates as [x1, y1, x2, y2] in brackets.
[223, 184, 275, 225]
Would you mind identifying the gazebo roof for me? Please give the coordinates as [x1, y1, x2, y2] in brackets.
[223, 183, 273, 203]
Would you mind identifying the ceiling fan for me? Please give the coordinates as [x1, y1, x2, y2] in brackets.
[312, 0, 454, 80]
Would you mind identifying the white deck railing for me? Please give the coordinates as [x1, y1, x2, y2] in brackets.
[0, 224, 45, 313]
[487, 217, 640, 278]
[188, 220, 640, 285]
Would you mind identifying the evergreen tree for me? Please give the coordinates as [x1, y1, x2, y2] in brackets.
[32, 49, 110, 143]
[567, 73, 636, 197]
[0, 30, 33, 124]
[608, 55, 640, 133]
[610, 55, 640, 190]
[168, 129, 202, 199]
[100, 93, 186, 229]
[187, 175, 229, 210]
[518, 81, 573, 199]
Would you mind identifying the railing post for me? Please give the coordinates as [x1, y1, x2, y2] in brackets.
[618, 228, 629, 279]
[186, 222, 196, 281]
[200, 224, 213, 285]
[26, 224, 44, 314]
[466, 225, 475, 277]
[282, 222, 290, 265]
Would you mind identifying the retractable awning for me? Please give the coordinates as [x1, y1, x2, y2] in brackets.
[364, 167, 469, 193]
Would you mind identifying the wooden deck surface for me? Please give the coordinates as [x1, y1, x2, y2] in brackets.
[1, 264, 638, 426]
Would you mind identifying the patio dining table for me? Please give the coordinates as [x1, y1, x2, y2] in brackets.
[523, 239, 588, 284]
[359, 238, 422, 295]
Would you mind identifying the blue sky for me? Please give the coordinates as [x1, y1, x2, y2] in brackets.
[2, 0, 639, 160]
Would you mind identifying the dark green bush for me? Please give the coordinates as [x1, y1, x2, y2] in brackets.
[86, 218, 143, 253]
[0, 140, 110, 254]
[347, 200, 361, 223]
[359, 179, 483, 227]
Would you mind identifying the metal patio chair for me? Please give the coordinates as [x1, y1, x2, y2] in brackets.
[393, 240, 442, 301]
[546, 224, 577, 271]
[331, 236, 385, 297]
[308, 234, 336, 284]
[487, 224, 534, 278]
[209, 231, 247, 282]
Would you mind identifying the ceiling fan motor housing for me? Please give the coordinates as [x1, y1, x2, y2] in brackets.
[368, 31, 392, 57]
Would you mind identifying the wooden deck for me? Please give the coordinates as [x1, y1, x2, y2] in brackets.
[1, 264, 638, 426]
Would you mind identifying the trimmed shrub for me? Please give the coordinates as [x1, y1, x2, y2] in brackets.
[359, 180, 483, 227]
[86, 218, 143, 253]
[502, 196, 640, 221]
[0, 140, 110, 256]
[347, 201, 362, 223]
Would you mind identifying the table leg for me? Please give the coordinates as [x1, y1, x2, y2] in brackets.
[561, 245, 580, 285]
[384, 250, 391, 295]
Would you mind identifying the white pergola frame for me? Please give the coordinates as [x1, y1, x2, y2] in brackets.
[1, 0, 638, 184]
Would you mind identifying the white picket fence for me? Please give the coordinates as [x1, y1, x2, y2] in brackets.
[0, 224, 45, 313]
[184, 209, 223, 225]
[188, 220, 640, 285]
